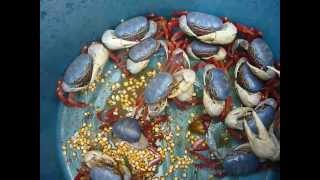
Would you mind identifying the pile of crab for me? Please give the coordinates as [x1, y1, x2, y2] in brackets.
[57, 11, 280, 179]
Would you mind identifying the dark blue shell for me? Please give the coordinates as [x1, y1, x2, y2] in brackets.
[205, 69, 230, 101]
[249, 38, 274, 68]
[191, 40, 219, 58]
[63, 54, 93, 88]
[90, 167, 121, 180]
[112, 117, 141, 143]
[144, 72, 173, 104]
[237, 63, 263, 93]
[223, 151, 259, 176]
[115, 16, 149, 41]
[128, 38, 159, 62]
[187, 12, 223, 35]
[247, 102, 276, 134]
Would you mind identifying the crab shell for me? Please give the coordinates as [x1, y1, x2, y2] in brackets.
[84, 151, 131, 180]
[234, 57, 262, 107]
[187, 40, 226, 61]
[112, 117, 148, 149]
[144, 72, 173, 116]
[234, 38, 276, 80]
[62, 42, 109, 92]
[179, 12, 237, 45]
[126, 38, 168, 74]
[223, 149, 259, 176]
[225, 98, 277, 131]
[101, 16, 157, 50]
[202, 64, 231, 117]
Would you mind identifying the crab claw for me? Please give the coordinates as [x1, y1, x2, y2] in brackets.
[243, 111, 280, 161]
[168, 69, 196, 101]
[101, 30, 140, 50]
[225, 107, 253, 130]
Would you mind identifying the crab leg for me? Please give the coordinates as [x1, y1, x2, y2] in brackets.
[56, 80, 88, 108]
[235, 23, 263, 41]
[148, 146, 162, 166]
[190, 138, 209, 152]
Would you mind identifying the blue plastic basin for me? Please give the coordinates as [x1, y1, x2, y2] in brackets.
[40, 0, 279, 179]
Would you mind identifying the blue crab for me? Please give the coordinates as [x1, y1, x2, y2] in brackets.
[234, 57, 264, 107]
[102, 16, 157, 50]
[202, 64, 232, 118]
[56, 42, 109, 108]
[176, 11, 237, 45]
[232, 38, 280, 80]
[225, 98, 277, 133]
[126, 37, 168, 74]
[187, 40, 227, 61]
[111, 117, 148, 149]
[83, 150, 131, 180]
[225, 103, 280, 161]
[140, 48, 196, 116]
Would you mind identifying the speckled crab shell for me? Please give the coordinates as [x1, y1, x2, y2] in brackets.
[115, 16, 150, 41]
[187, 40, 227, 61]
[223, 150, 259, 176]
[186, 12, 223, 36]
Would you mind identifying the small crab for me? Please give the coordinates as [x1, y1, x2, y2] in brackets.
[176, 11, 237, 45]
[82, 150, 132, 180]
[243, 110, 280, 161]
[225, 98, 277, 133]
[232, 38, 279, 80]
[202, 64, 232, 118]
[111, 117, 148, 150]
[126, 38, 168, 74]
[56, 42, 109, 108]
[234, 57, 264, 107]
[139, 48, 195, 116]
[102, 16, 157, 50]
[168, 49, 196, 102]
[187, 40, 227, 61]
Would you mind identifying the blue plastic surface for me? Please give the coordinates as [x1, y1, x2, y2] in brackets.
[40, 0, 279, 179]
